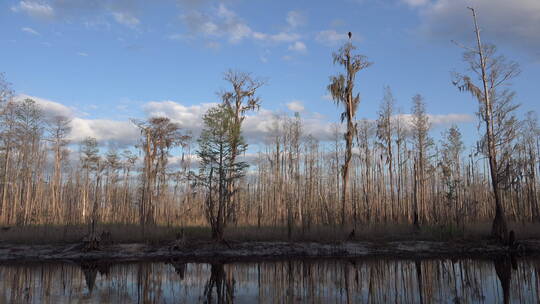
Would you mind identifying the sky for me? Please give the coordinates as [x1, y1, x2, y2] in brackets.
[0, 0, 539, 151]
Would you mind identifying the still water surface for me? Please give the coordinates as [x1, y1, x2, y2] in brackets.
[0, 258, 538, 303]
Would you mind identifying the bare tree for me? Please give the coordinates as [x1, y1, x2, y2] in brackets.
[80, 137, 100, 223]
[376, 86, 396, 220]
[453, 7, 521, 241]
[46, 115, 71, 222]
[410, 94, 433, 230]
[132, 117, 190, 228]
[284, 112, 302, 238]
[14, 99, 45, 224]
[395, 109, 409, 222]
[327, 33, 372, 227]
[0, 75, 14, 223]
[521, 112, 539, 220]
[356, 119, 375, 224]
[0, 73, 13, 108]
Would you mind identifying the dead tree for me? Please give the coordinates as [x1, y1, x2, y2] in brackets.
[132, 117, 189, 229]
[376, 86, 396, 221]
[453, 7, 521, 241]
[0, 76, 14, 223]
[13, 99, 45, 225]
[46, 115, 71, 223]
[410, 94, 432, 230]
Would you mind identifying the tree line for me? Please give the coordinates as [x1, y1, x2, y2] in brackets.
[0, 8, 538, 242]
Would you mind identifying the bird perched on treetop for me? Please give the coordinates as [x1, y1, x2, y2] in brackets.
[348, 32, 352, 39]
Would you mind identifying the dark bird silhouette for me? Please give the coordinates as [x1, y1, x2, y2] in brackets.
[347, 228, 355, 241]
[348, 31, 352, 39]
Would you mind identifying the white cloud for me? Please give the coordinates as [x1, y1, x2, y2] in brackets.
[395, 113, 474, 128]
[143, 100, 333, 143]
[11, 95, 475, 147]
[14, 94, 75, 118]
[214, 3, 252, 43]
[11, 0, 142, 30]
[428, 113, 474, 125]
[315, 30, 349, 46]
[228, 24, 252, 43]
[21, 27, 40, 35]
[253, 32, 300, 43]
[143, 100, 216, 133]
[286, 100, 305, 112]
[288, 41, 307, 53]
[13, 94, 138, 146]
[286, 11, 306, 28]
[201, 22, 219, 36]
[12, 1, 55, 20]
[181, 4, 252, 43]
[77, 52, 88, 56]
[181, 10, 220, 36]
[181, 4, 304, 47]
[216, 3, 235, 19]
[401, 0, 430, 7]
[416, 0, 540, 57]
[112, 12, 140, 28]
[70, 118, 139, 145]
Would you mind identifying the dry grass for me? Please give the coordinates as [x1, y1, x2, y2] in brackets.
[1, 222, 539, 245]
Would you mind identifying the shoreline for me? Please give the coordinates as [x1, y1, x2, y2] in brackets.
[1, 240, 540, 264]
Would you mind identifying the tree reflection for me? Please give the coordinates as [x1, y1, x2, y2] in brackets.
[0, 258, 537, 303]
[170, 258, 187, 280]
[80, 262, 99, 294]
[494, 256, 513, 304]
[415, 260, 424, 304]
[203, 263, 235, 304]
[79, 261, 111, 295]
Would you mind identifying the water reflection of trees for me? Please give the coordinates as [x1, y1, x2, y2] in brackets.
[202, 263, 235, 304]
[0, 258, 538, 303]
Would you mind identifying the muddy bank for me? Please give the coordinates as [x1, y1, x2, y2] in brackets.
[1, 240, 540, 263]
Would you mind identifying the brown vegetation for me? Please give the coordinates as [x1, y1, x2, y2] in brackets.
[0, 9, 538, 244]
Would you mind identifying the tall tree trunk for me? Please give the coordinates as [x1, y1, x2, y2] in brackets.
[469, 7, 508, 241]
[342, 123, 353, 227]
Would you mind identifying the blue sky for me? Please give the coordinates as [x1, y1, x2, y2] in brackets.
[0, 0, 538, 150]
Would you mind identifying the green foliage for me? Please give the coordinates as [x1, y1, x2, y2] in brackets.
[439, 125, 464, 204]
[196, 104, 249, 240]
[197, 104, 248, 179]
[327, 41, 372, 124]
[80, 137, 100, 172]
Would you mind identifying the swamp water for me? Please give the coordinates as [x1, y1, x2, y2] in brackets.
[0, 258, 538, 303]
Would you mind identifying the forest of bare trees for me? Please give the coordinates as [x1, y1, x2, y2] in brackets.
[0, 10, 538, 243]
